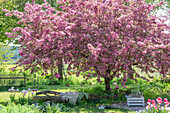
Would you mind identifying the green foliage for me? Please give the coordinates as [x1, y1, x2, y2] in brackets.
[78, 85, 105, 95]
[0, 102, 40, 113]
[77, 92, 89, 103]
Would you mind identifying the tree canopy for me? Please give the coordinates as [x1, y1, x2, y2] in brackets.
[3, 0, 170, 91]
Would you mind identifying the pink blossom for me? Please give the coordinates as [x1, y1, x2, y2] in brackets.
[111, 31, 119, 39]
[154, 44, 159, 49]
[55, 74, 60, 78]
[124, 86, 127, 88]
[168, 10, 170, 14]
[114, 86, 119, 89]
[126, 25, 130, 29]
[112, 82, 117, 85]
[87, 44, 94, 50]
[148, 45, 154, 49]
[157, 1, 164, 6]
[97, 43, 102, 48]
[57, 1, 62, 4]
[143, 51, 147, 55]
[159, 44, 166, 49]
[5, 32, 13, 36]
[59, 31, 65, 36]
[164, 98, 168, 103]
[156, 97, 162, 104]
[137, 41, 145, 47]
[2, 9, 10, 13]
[129, 21, 133, 25]
[65, 26, 72, 30]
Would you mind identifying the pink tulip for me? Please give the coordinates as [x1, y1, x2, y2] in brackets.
[165, 102, 170, 105]
[148, 99, 151, 103]
[152, 100, 156, 106]
[164, 98, 168, 103]
[157, 97, 162, 104]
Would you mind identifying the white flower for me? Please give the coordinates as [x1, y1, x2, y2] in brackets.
[11, 87, 14, 90]
[98, 105, 105, 109]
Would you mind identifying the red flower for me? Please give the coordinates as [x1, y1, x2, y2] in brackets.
[165, 102, 170, 105]
[164, 98, 168, 104]
[152, 100, 156, 106]
[156, 97, 162, 104]
[67, 84, 70, 87]
[148, 99, 151, 103]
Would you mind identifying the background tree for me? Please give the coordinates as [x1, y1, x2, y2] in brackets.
[1, 0, 64, 80]
[3, 1, 74, 80]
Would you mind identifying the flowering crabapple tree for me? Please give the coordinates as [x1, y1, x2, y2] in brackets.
[59, 0, 170, 91]
[4, 0, 170, 91]
[4, 0, 75, 80]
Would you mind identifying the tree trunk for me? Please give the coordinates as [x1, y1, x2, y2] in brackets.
[104, 77, 111, 92]
[51, 65, 54, 80]
[58, 59, 63, 81]
[128, 66, 133, 79]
